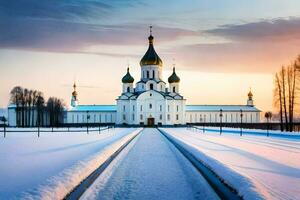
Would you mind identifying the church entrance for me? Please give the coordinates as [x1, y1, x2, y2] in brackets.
[147, 118, 155, 127]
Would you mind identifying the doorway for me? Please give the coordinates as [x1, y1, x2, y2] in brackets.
[147, 118, 155, 126]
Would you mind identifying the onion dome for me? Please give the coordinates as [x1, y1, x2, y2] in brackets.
[140, 33, 163, 67]
[122, 67, 134, 83]
[72, 83, 78, 98]
[168, 67, 180, 83]
[248, 88, 253, 100]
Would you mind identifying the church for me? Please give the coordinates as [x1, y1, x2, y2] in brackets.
[65, 29, 261, 126]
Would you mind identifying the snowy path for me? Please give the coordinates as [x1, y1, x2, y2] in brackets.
[161, 128, 300, 200]
[81, 128, 219, 200]
[0, 128, 138, 199]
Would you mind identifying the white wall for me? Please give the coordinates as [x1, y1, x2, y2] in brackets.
[185, 111, 260, 123]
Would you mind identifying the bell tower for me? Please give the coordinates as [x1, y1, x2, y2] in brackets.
[71, 82, 78, 107]
[247, 88, 254, 106]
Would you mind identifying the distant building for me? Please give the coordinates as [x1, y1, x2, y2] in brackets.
[7, 29, 261, 126]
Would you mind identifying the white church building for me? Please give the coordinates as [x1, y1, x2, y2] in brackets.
[64, 30, 261, 126]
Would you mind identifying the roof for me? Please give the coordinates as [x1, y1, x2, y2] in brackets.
[186, 105, 261, 112]
[140, 35, 163, 67]
[69, 105, 116, 112]
[168, 67, 180, 83]
[122, 68, 134, 83]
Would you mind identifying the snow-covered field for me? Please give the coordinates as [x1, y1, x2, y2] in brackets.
[0, 127, 140, 199]
[161, 128, 300, 200]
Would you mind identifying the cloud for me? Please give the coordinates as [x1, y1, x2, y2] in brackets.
[0, 0, 136, 20]
[0, 0, 198, 54]
[0, 19, 197, 54]
[205, 17, 300, 43]
[164, 18, 300, 73]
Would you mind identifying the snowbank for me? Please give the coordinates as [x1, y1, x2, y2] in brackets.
[196, 126, 300, 139]
[161, 128, 300, 200]
[0, 128, 141, 199]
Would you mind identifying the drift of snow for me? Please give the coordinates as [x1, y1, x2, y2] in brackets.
[161, 128, 300, 200]
[0, 128, 141, 199]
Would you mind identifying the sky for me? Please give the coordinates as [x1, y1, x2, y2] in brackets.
[1, 0, 300, 112]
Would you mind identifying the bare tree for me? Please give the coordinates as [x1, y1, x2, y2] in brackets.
[47, 97, 65, 127]
[10, 86, 23, 127]
[273, 55, 300, 132]
[274, 73, 284, 131]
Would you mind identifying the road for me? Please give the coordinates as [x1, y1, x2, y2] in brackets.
[80, 128, 219, 200]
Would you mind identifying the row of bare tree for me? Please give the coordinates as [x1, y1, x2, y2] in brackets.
[10, 86, 65, 127]
[274, 55, 300, 132]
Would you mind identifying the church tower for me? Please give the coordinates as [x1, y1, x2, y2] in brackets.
[122, 67, 134, 93]
[136, 26, 166, 92]
[247, 88, 254, 106]
[71, 82, 78, 107]
[168, 66, 180, 93]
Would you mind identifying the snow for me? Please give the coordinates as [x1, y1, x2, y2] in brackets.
[161, 128, 300, 200]
[199, 126, 300, 139]
[81, 128, 220, 200]
[0, 127, 141, 199]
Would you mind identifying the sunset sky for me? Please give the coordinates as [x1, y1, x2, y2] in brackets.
[1, 0, 300, 111]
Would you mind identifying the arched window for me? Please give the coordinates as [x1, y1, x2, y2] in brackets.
[153, 70, 155, 78]
[149, 104, 152, 109]
[150, 83, 153, 90]
[147, 71, 150, 78]
[127, 87, 130, 93]
[173, 86, 176, 93]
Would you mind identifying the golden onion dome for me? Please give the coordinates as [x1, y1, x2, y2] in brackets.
[168, 67, 180, 83]
[72, 90, 78, 97]
[140, 34, 163, 67]
[122, 67, 134, 83]
[248, 90, 253, 98]
[72, 82, 78, 97]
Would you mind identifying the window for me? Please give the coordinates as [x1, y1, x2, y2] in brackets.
[176, 105, 179, 112]
[153, 70, 155, 78]
[149, 104, 152, 109]
[123, 105, 126, 112]
[140, 105, 143, 111]
[150, 83, 153, 90]
[147, 71, 149, 78]
[173, 86, 176, 93]
[168, 105, 170, 112]
[160, 105, 162, 112]
[133, 105, 135, 111]
[167, 114, 170, 121]
[132, 114, 135, 121]
[127, 87, 130, 93]
[160, 114, 162, 120]
[176, 114, 179, 120]
[140, 114, 143, 120]
[123, 114, 126, 120]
